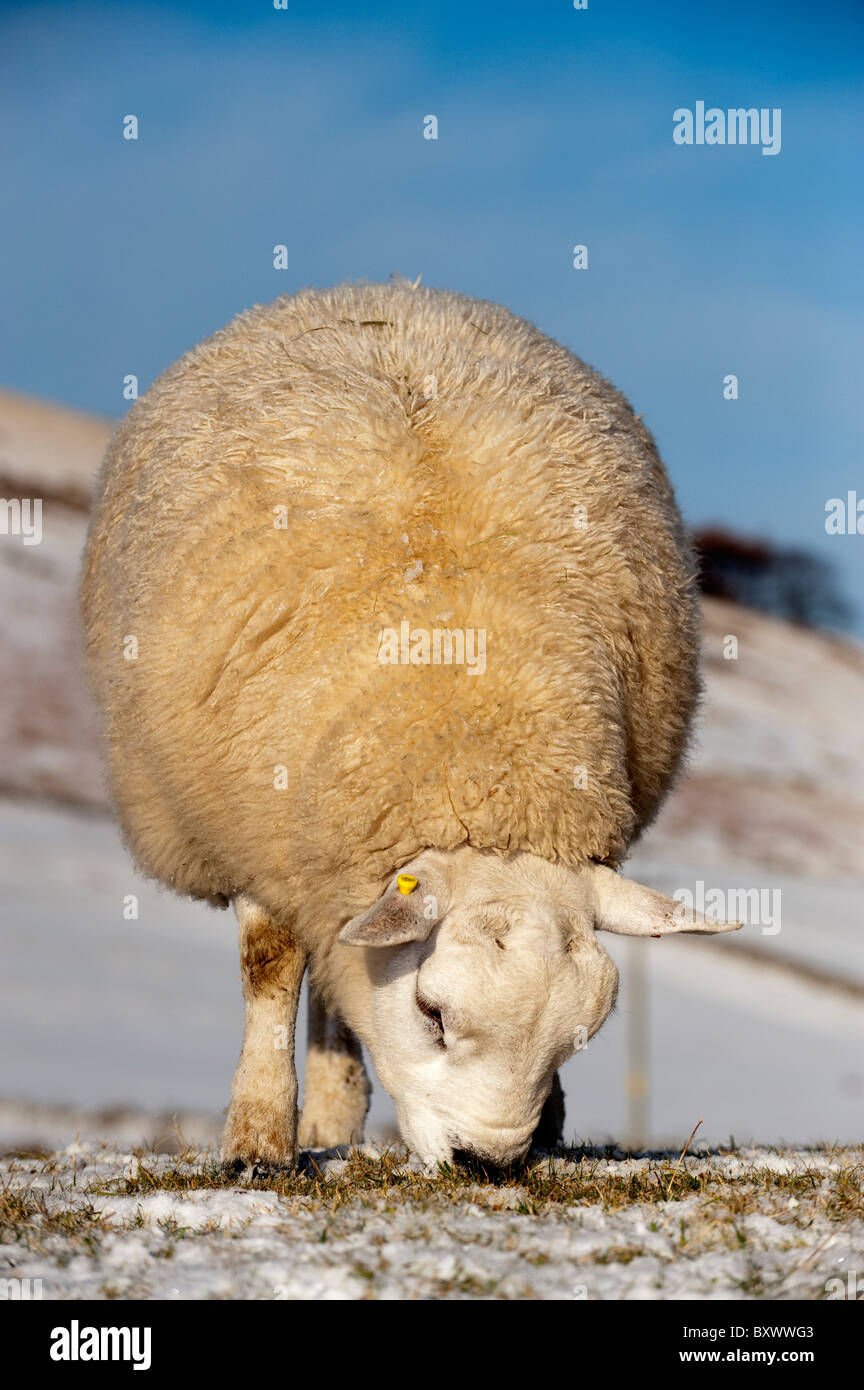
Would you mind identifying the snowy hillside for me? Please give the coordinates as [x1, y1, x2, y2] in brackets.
[0, 389, 109, 806]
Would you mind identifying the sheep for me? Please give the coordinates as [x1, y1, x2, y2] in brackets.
[80, 280, 739, 1168]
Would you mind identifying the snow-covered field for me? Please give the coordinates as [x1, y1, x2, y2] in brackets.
[3, 1142, 861, 1301]
[1, 391, 862, 1299]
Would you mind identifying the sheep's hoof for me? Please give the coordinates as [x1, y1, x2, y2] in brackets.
[221, 1156, 295, 1182]
[221, 1099, 297, 1175]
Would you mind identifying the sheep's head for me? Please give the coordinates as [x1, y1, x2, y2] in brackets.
[338, 848, 740, 1166]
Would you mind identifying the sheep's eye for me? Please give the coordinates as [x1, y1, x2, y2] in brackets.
[416, 992, 445, 1042]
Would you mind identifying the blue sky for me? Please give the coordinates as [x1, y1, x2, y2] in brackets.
[1, 0, 862, 621]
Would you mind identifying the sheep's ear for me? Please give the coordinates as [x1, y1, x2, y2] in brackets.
[338, 872, 446, 948]
[588, 864, 742, 937]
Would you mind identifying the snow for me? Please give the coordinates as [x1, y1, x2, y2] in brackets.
[2, 1144, 861, 1301]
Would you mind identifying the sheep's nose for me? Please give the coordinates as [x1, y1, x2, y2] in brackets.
[451, 1147, 510, 1179]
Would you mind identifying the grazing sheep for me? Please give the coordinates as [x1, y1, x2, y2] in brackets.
[81, 281, 739, 1168]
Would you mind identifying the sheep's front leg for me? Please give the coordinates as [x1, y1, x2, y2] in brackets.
[299, 988, 370, 1149]
[221, 895, 306, 1171]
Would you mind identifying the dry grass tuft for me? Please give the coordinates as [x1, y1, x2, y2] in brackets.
[73, 1145, 864, 1228]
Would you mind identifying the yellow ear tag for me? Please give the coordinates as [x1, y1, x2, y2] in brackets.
[397, 874, 419, 895]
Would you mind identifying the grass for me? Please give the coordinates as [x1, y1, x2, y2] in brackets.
[0, 1182, 110, 1255]
[72, 1144, 864, 1224]
[2, 1145, 861, 1288]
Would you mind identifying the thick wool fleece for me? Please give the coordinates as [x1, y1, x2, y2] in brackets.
[81, 281, 699, 949]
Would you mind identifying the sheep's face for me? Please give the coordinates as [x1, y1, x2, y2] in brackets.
[338, 849, 740, 1166]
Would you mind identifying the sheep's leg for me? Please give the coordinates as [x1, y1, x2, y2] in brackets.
[299, 988, 370, 1149]
[532, 1071, 565, 1150]
[221, 895, 306, 1171]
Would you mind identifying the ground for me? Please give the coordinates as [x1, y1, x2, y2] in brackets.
[2, 1143, 862, 1301]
